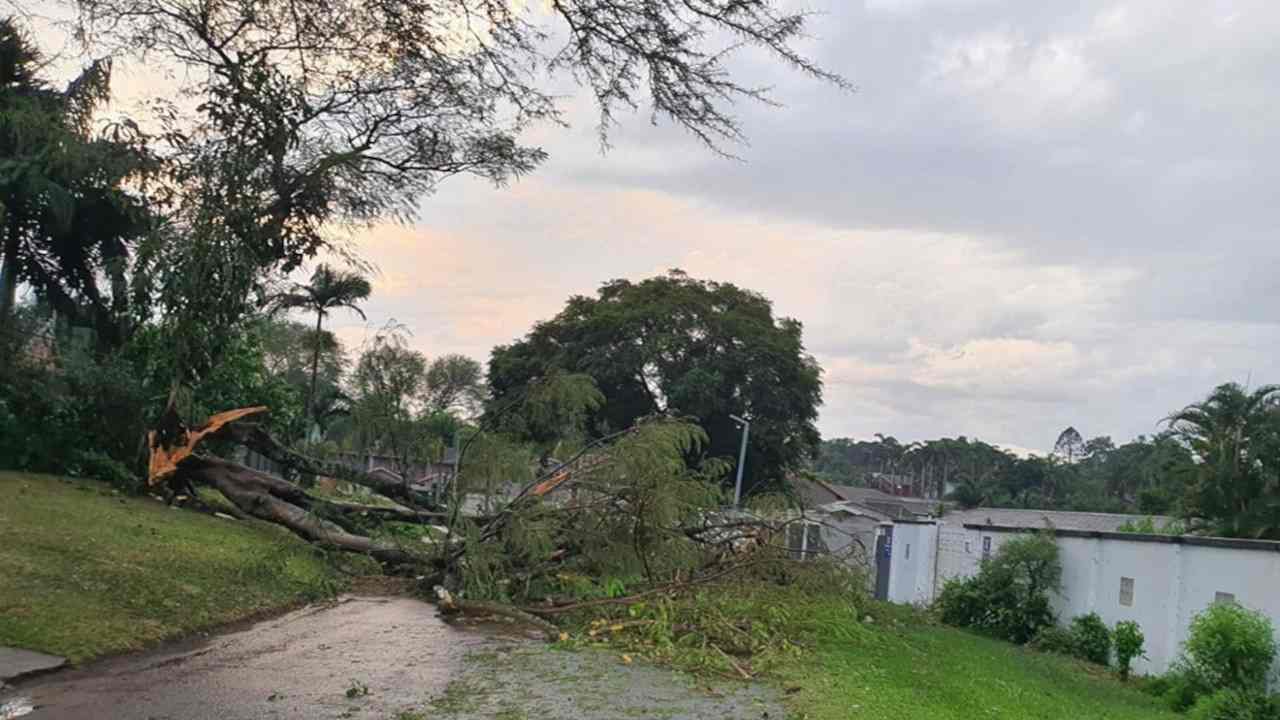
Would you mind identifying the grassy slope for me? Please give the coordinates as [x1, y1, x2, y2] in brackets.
[783, 609, 1177, 720]
[0, 472, 342, 663]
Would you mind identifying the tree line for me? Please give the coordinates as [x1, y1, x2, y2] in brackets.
[813, 383, 1280, 539]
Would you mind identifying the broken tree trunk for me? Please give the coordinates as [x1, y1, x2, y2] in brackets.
[148, 407, 439, 569]
[179, 455, 423, 566]
[225, 423, 437, 508]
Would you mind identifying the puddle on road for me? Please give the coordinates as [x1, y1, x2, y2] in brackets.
[0, 696, 34, 719]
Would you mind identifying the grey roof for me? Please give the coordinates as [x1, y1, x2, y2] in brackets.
[818, 501, 892, 522]
[837, 487, 945, 519]
[789, 478, 943, 519]
[945, 508, 1175, 533]
[790, 476, 850, 507]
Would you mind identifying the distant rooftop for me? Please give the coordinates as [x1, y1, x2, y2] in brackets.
[791, 477, 943, 519]
[946, 507, 1175, 533]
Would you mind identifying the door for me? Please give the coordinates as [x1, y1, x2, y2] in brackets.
[874, 526, 893, 601]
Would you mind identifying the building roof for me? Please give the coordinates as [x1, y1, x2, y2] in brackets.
[790, 476, 851, 507]
[789, 477, 943, 519]
[837, 487, 945, 520]
[945, 507, 1175, 533]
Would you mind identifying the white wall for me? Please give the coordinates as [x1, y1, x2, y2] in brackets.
[928, 525, 1280, 677]
[886, 522, 938, 606]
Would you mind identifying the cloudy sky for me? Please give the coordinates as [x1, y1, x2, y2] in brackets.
[31, 0, 1280, 454]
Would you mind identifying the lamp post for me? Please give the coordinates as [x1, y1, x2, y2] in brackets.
[729, 414, 750, 507]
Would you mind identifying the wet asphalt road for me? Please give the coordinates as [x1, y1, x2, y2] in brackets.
[4, 596, 490, 720]
[2, 595, 784, 720]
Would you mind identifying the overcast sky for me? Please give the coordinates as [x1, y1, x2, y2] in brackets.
[31, 0, 1280, 454]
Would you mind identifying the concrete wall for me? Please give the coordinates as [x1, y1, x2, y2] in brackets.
[817, 514, 880, 574]
[923, 524, 1280, 677]
[885, 521, 939, 606]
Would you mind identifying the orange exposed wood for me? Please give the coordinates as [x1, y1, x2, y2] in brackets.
[530, 469, 571, 496]
[147, 406, 268, 485]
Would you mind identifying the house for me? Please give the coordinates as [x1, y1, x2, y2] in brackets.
[788, 477, 947, 576]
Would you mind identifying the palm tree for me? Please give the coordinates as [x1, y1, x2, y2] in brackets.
[271, 264, 371, 430]
[1166, 383, 1280, 537]
[1, 18, 149, 350]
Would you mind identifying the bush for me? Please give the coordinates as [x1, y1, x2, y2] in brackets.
[1185, 603, 1276, 692]
[934, 533, 1060, 644]
[1157, 663, 1216, 712]
[1188, 689, 1280, 720]
[1114, 620, 1146, 681]
[1030, 625, 1078, 655]
[1071, 612, 1113, 666]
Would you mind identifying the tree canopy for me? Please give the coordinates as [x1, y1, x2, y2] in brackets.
[0, 18, 157, 351]
[488, 270, 823, 495]
[1167, 383, 1280, 538]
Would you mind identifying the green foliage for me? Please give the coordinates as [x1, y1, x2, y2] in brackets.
[1187, 689, 1280, 720]
[1031, 614, 1125, 669]
[816, 430, 1197, 516]
[0, 18, 158, 344]
[268, 263, 370, 432]
[1030, 625, 1080, 655]
[1115, 620, 1147, 681]
[1183, 602, 1276, 692]
[566, 562, 867, 678]
[1071, 612, 1114, 666]
[0, 333, 148, 488]
[1118, 517, 1189, 535]
[454, 418, 726, 602]
[489, 271, 822, 495]
[936, 533, 1061, 644]
[1149, 664, 1216, 713]
[1168, 383, 1280, 539]
[425, 354, 485, 417]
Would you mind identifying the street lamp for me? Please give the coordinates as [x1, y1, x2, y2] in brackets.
[729, 414, 750, 507]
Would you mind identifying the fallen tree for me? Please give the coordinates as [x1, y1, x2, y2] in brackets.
[149, 405, 869, 627]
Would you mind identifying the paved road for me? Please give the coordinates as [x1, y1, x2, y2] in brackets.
[4, 596, 490, 720]
[2, 595, 781, 720]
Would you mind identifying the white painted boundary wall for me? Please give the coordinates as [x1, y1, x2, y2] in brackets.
[886, 521, 1280, 678]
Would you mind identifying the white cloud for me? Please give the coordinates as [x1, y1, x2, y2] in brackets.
[925, 28, 1113, 130]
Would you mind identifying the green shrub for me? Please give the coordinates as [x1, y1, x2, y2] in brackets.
[1158, 663, 1216, 712]
[1185, 602, 1276, 692]
[1030, 625, 1077, 655]
[1070, 612, 1112, 666]
[1188, 689, 1280, 720]
[1114, 620, 1146, 681]
[934, 533, 1060, 644]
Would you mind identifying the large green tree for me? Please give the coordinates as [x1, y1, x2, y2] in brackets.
[488, 271, 823, 495]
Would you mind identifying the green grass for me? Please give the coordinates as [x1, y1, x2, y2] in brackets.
[0, 472, 345, 663]
[782, 607, 1179, 720]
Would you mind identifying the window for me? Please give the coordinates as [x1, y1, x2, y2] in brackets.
[1119, 577, 1135, 607]
[1215, 592, 1236, 605]
[964, 541, 972, 554]
[982, 536, 992, 559]
[787, 522, 826, 561]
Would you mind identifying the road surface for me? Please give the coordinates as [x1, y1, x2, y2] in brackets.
[2, 595, 781, 719]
